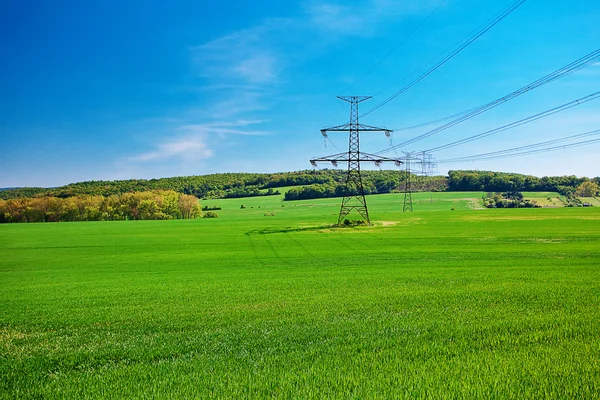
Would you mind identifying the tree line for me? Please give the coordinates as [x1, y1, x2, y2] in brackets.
[2, 169, 598, 204]
[447, 170, 600, 195]
[0, 171, 338, 200]
[0, 191, 201, 223]
[284, 173, 447, 201]
[0, 170, 449, 201]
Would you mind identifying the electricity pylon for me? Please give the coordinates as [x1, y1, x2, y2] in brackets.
[402, 152, 414, 212]
[310, 96, 402, 225]
[417, 151, 437, 203]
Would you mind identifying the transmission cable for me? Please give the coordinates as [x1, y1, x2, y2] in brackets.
[438, 128, 600, 162]
[391, 49, 600, 134]
[360, 0, 527, 118]
[393, 105, 484, 131]
[425, 91, 600, 153]
[437, 136, 600, 163]
[375, 48, 600, 153]
[341, 0, 446, 95]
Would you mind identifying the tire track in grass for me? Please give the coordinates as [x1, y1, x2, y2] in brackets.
[328, 235, 364, 260]
[282, 232, 318, 259]
[261, 234, 290, 267]
[244, 234, 267, 268]
[335, 226, 388, 253]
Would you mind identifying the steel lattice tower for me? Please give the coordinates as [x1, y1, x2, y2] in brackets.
[402, 152, 414, 212]
[311, 96, 402, 225]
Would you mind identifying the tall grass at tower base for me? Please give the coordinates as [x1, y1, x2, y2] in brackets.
[1, 191, 599, 398]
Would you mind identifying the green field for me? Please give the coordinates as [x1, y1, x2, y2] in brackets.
[1, 191, 599, 398]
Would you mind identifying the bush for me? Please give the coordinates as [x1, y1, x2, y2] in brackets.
[203, 211, 219, 218]
[343, 219, 367, 226]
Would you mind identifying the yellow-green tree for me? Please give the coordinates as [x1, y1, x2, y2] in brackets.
[178, 194, 201, 219]
[575, 181, 599, 197]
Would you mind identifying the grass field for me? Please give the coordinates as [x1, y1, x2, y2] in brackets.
[1, 191, 599, 398]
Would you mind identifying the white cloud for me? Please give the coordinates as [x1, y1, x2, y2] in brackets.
[306, 3, 366, 34]
[134, 137, 213, 162]
[130, 120, 269, 163]
[305, 0, 438, 35]
[203, 119, 269, 128]
[190, 19, 290, 86]
[573, 61, 600, 77]
[187, 0, 440, 121]
[206, 91, 268, 119]
[188, 22, 288, 122]
[190, 0, 436, 87]
[233, 54, 278, 83]
[125, 1, 443, 172]
[180, 121, 269, 137]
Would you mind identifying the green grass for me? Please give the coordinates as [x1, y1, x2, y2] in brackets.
[1, 191, 599, 398]
[206, 190, 488, 219]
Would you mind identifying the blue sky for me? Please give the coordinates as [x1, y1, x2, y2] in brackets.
[1, 0, 599, 187]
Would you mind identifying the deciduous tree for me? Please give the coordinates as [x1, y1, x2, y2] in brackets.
[575, 181, 599, 197]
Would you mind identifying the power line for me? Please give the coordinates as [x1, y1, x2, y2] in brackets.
[438, 136, 600, 163]
[376, 48, 600, 153]
[370, 14, 497, 100]
[361, 0, 527, 118]
[341, 0, 446, 95]
[393, 105, 483, 131]
[426, 91, 600, 152]
[325, 136, 342, 152]
[371, 4, 516, 100]
[437, 128, 600, 162]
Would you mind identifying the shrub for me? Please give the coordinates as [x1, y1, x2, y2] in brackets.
[343, 219, 367, 226]
[203, 211, 219, 218]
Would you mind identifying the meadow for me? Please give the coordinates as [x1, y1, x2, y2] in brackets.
[1, 191, 599, 398]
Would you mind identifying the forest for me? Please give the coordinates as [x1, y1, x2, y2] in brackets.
[0, 191, 201, 223]
[1, 170, 599, 223]
[283, 172, 447, 200]
[0, 169, 450, 201]
[0, 171, 330, 200]
[447, 170, 600, 194]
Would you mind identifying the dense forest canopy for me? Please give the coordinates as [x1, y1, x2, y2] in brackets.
[0, 191, 201, 223]
[447, 170, 600, 195]
[1, 170, 598, 202]
[0, 171, 333, 200]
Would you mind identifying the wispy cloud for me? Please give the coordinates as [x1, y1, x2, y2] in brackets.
[574, 61, 600, 77]
[180, 121, 269, 137]
[305, 0, 438, 35]
[206, 91, 269, 119]
[191, 19, 290, 86]
[134, 137, 213, 162]
[126, 1, 440, 172]
[188, 0, 436, 118]
[188, 21, 289, 122]
[131, 120, 268, 163]
[306, 3, 367, 34]
[203, 119, 269, 128]
[233, 54, 278, 83]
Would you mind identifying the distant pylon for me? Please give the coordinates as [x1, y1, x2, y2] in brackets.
[403, 151, 414, 212]
[311, 96, 402, 225]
